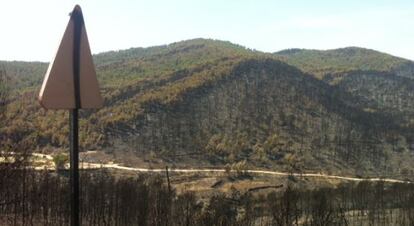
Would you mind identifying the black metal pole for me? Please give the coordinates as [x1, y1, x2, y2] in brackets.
[70, 6, 83, 226]
[69, 109, 79, 226]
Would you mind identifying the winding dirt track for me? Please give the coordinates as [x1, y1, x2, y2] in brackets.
[31, 153, 411, 184]
[81, 163, 411, 184]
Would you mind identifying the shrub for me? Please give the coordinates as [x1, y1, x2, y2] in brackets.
[52, 153, 68, 171]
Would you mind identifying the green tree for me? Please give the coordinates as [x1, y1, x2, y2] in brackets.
[52, 153, 68, 171]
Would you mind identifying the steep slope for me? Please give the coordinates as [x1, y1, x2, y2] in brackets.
[1, 39, 413, 177]
[0, 38, 258, 151]
[276, 47, 414, 162]
[330, 71, 414, 127]
[102, 58, 413, 175]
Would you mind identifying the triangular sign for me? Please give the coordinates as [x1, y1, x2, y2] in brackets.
[39, 5, 103, 109]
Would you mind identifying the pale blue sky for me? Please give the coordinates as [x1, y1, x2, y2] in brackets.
[1, 0, 413, 61]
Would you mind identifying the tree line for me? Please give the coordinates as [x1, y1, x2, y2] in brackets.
[1, 167, 414, 226]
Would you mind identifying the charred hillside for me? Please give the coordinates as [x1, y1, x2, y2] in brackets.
[1, 39, 413, 176]
[103, 58, 412, 175]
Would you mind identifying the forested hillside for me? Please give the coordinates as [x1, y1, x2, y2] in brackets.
[275, 47, 414, 79]
[1, 39, 413, 177]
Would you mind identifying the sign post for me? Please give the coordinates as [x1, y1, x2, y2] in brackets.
[70, 109, 79, 226]
[39, 5, 103, 226]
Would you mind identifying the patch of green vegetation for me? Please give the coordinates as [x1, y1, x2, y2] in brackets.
[52, 153, 68, 171]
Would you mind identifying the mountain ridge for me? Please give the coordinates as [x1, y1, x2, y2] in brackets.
[1, 38, 413, 178]
[3, 38, 413, 92]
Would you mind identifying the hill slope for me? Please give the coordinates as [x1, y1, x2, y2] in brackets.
[275, 47, 414, 79]
[1, 39, 413, 177]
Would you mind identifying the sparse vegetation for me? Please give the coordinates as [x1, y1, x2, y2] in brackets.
[0, 169, 413, 226]
[1, 39, 413, 177]
[1, 39, 414, 226]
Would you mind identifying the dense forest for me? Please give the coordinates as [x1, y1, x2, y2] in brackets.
[1, 38, 413, 177]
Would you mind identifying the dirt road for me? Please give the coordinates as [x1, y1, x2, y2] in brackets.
[81, 162, 411, 184]
[31, 153, 411, 184]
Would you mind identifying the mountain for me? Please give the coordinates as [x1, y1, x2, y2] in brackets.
[275, 47, 414, 79]
[1, 39, 413, 177]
